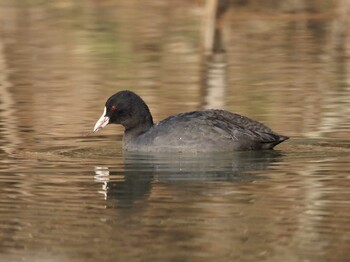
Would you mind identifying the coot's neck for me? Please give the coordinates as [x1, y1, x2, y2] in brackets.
[123, 103, 154, 143]
[124, 117, 153, 139]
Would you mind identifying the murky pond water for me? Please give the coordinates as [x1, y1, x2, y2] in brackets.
[0, 1, 350, 261]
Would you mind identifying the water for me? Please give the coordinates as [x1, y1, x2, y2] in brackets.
[0, 1, 350, 261]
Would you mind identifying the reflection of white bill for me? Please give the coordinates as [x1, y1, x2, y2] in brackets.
[94, 166, 109, 200]
[94, 166, 110, 182]
[94, 166, 128, 200]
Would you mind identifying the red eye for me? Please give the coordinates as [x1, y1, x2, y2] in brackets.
[111, 105, 117, 111]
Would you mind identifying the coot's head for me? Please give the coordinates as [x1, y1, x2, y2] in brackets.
[93, 90, 153, 133]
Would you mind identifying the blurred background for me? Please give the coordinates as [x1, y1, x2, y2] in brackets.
[0, 0, 349, 152]
[0, 0, 349, 261]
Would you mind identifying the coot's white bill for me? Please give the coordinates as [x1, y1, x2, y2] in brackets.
[93, 107, 109, 132]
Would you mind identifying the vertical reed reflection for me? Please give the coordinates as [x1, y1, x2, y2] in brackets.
[201, 53, 228, 109]
[201, 0, 230, 109]
[0, 39, 20, 154]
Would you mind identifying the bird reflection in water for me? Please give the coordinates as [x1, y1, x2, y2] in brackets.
[94, 151, 283, 208]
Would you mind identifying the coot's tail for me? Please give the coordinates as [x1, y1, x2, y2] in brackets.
[262, 134, 289, 149]
[272, 135, 289, 148]
[279, 135, 289, 142]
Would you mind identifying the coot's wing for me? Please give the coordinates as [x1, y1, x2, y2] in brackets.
[155, 110, 287, 149]
[206, 110, 288, 145]
[204, 109, 274, 133]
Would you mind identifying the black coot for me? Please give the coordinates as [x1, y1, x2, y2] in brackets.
[93, 90, 288, 152]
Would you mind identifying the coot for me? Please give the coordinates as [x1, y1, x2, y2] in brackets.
[93, 90, 288, 152]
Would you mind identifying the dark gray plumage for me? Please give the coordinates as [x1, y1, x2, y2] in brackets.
[93, 90, 288, 152]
